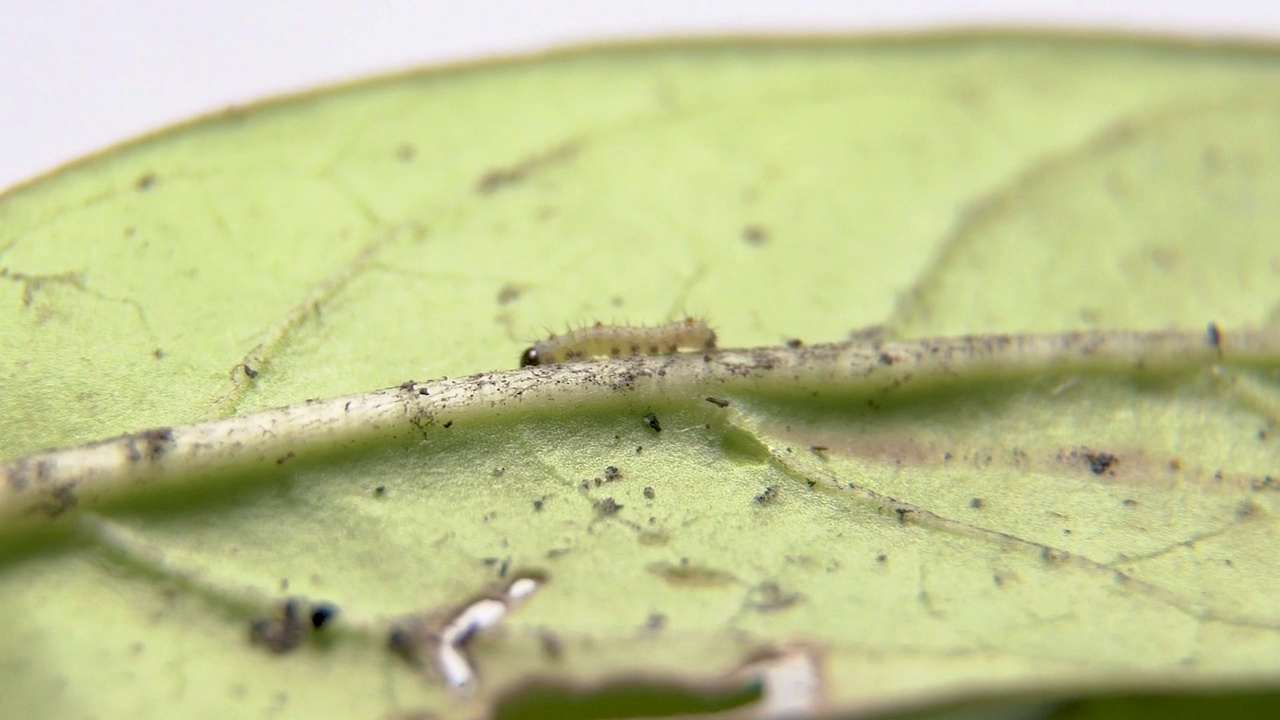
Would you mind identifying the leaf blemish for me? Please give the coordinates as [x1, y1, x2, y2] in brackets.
[310, 603, 338, 629]
[1, 267, 88, 308]
[389, 574, 544, 691]
[647, 560, 737, 588]
[476, 140, 579, 195]
[745, 581, 803, 613]
[594, 497, 622, 517]
[249, 597, 337, 654]
[496, 283, 523, 305]
[1083, 450, 1119, 475]
[1041, 547, 1071, 565]
[637, 528, 668, 546]
[41, 482, 77, 516]
[124, 426, 175, 464]
[742, 224, 768, 246]
[539, 630, 563, 660]
[754, 486, 778, 505]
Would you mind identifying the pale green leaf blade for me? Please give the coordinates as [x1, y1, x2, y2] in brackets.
[2, 34, 1279, 720]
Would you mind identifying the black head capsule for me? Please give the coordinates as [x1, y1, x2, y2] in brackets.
[520, 347, 540, 367]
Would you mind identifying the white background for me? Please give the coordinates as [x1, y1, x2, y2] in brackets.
[1, 1, 1277, 192]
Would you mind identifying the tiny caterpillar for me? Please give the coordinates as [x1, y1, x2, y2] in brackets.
[519, 318, 717, 367]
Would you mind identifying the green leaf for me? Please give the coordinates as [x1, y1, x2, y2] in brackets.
[2, 33, 1280, 719]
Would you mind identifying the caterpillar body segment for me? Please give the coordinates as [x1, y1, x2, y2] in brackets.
[519, 318, 717, 367]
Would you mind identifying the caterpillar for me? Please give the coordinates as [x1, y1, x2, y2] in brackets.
[519, 318, 717, 367]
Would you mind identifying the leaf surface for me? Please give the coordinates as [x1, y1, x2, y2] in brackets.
[2, 33, 1280, 719]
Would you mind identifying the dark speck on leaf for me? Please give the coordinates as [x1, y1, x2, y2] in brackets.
[135, 172, 157, 191]
[497, 283, 522, 305]
[310, 603, 338, 629]
[387, 626, 413, 655]
[1085, 451, 1118, 475]
[742, 225, 768, 246]
[595, 497, 622, 516]
[243, 364, 259, 379]
[643, 413, 661, 432]
[540, 631, 563, 659]
[249, 599, 306, 653]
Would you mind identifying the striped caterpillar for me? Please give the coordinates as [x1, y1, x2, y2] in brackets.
[519, 318, 717, 367]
